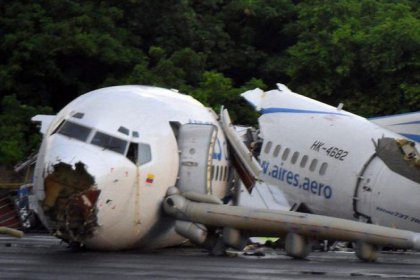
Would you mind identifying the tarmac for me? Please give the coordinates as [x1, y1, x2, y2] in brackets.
[1, 234, 420, 279]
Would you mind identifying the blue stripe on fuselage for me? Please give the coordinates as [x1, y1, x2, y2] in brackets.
[400, 133, 420, 143]
[261, 108, 348, 116]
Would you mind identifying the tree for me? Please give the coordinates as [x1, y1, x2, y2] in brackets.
[284, 0, 419, 116]
[0, 95, 51, 165]
[0, 1, 144, 109]
[191, 71, 265, 124]
[0, 0, 419, 166]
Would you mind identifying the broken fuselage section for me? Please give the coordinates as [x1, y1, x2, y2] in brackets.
[43, 161, 100, 243]
[32, 85, 231, 250]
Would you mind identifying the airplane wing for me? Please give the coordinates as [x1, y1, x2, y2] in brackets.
[163, 190, 420, 262]
[163, 106, 420, 262]
[369, 112, 420, 143]
[237, 181, 291, 211]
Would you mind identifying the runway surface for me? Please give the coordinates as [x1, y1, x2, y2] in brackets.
[1, 234, 420, 279]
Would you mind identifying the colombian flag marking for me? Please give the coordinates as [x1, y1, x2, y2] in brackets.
[146, 173, 155, 184]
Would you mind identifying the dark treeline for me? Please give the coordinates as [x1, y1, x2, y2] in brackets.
[0, 0, 419, 165]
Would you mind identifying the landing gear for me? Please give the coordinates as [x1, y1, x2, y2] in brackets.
[354, 241, 379, 262]
[285, 233, 312, 259]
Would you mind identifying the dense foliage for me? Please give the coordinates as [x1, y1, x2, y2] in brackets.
[0, 0, 419, 165]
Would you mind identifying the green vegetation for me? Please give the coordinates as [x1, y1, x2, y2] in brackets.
[0, 0, 419, 165]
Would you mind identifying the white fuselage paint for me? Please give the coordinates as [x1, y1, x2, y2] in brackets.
[33, 86, 230, 250]
[246, 87, 420, 232]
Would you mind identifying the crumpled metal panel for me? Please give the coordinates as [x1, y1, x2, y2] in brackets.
[375, 138, 420, 184]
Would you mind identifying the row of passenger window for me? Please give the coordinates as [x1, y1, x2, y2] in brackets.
[264, 141, 328, 176]
[211, 165, 229, 182]
[53, 120, 151, 165]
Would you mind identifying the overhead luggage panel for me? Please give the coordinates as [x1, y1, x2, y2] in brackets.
[176, 124, 217, 194]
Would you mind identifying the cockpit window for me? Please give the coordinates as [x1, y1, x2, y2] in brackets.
[139, 143, 152, 165]
[118, 126, 129, 135]
[72, 112, 84, 119]
[91, 131, 127, 155]
[57, 121, 91, 142]
[126, 142, 138, 164]
[126, 142, 152, 165]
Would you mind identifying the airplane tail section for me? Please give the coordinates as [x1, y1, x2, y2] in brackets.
[369, 112, 420, 143]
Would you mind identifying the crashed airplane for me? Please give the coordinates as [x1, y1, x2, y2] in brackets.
[31, 84, 420, 262]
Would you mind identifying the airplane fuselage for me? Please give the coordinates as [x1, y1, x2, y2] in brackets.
[249, 88, 420, 232]
[33, 86, 230, 250]
[32, 83, 420, 259]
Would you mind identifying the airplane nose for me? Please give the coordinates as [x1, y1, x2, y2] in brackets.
[40, 142, 106, 244]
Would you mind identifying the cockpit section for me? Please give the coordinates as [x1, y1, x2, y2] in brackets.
[54, 120, 91, 142]
[91, 131, 127, 155]
[50, 119, 152, 166]
[39, 115, 155, 246]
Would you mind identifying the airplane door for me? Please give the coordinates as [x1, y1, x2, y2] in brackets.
[176, 123, 217, 194]
[353, 156, 383, 222]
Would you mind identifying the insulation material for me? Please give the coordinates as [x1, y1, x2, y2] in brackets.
[43, 162, 100, 243]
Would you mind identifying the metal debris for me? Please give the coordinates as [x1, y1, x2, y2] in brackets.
[375, 138, 420, 183]
[43, 162, 100, 243]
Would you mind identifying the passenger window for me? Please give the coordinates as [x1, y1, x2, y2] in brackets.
[309, 159, 318, 172]
[219, 166, 224, 181]
[319, 162, 328, 175]
[215, 166, 219, 181]
[264, 141, 272, 154]
[91, 132, 127, 155]
[224, 166, 229, 181]
[58, 121, 91, 142]
[291, 152, 299, 164]
[300, 155, 308, 168]
[139, 143, 152, 165]
[126, 143, 138, 164]
[282, 148, 290, 161]
[273, 145, 281, 157]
